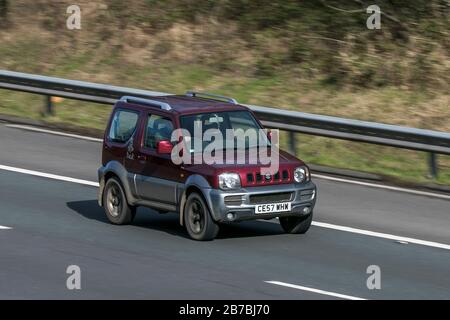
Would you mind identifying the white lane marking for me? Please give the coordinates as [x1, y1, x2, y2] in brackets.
[1, 164, 450, 250]
[265, 281, 366, 300]
[311, 221, 450, 251]
[0, 225, 12, 230]
[4, 124, 449, 200]
[0, 165, 99, 187]
[312, 173, 450, 200]
[5, 124, 103, 143]
[263, 219, 450, 251]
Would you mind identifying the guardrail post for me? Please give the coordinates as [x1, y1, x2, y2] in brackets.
[428, 152, 438, 179]
[45, 95, 53, 116]
[288, 131, 297, 156]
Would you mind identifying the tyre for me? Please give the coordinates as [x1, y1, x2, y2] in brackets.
[103, 177, 136, 225]
[184, 192, 219, 241]
[279, 212, 313, 234]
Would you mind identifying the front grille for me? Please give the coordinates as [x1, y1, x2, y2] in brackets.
[249, 192, 293, 205]
[247, 169, 289, 184]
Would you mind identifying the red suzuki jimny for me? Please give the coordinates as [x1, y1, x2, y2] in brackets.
[98, 92, 317, 240]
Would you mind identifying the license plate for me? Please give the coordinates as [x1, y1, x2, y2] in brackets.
[255, 202, 292, 214]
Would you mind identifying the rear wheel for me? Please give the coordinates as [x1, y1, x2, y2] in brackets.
[103, 177, 136, 225]
[184, 192, 219, 241]
[279, 212, 313, 234]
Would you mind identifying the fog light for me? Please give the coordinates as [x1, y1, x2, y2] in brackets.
[302, 207, 311, 214]
[226, 213, 236, 221]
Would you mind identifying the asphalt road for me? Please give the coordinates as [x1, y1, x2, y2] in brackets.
[0, 123, 449, 299]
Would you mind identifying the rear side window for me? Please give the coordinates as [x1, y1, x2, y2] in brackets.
[144, 114, 174, 149]
[108, 109, 139, 143]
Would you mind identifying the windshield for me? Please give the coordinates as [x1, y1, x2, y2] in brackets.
[180, 110, 270, 152]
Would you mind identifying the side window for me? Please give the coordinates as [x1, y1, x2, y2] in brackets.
[144, 114, 174, 149]
[108, 109, 139, 143]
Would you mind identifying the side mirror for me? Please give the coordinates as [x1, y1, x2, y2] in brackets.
[157, 140, 173, 154]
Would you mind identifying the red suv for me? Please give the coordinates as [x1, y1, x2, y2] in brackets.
[98, 92, 317, 240]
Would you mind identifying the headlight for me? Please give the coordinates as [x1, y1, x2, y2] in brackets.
[294, 166, 309, 183]
[218, 173, 241, 190]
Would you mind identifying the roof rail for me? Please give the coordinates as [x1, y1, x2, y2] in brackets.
[120, 96, 172, 110]
[186, 91, 238, 105]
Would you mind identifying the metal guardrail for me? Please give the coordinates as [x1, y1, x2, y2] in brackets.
[1, 70, 449, 177]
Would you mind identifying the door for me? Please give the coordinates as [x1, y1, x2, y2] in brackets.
[132, 112, 181, 205]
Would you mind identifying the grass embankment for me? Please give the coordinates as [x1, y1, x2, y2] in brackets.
[0, 1, 448, 185]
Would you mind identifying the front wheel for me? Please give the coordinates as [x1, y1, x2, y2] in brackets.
[103, 177, 136, 225]
[184, 192, 219, 241]
[279, 212, 313, 234]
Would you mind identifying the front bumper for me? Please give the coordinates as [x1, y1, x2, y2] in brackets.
[204, 181, 317, 223]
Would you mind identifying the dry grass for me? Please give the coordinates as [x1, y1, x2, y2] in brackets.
[0, 0, 449, 185]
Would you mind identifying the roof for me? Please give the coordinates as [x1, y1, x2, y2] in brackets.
[121, 95, 249, 115]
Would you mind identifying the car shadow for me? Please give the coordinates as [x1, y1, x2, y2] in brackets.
[66, 200, 285, 240]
